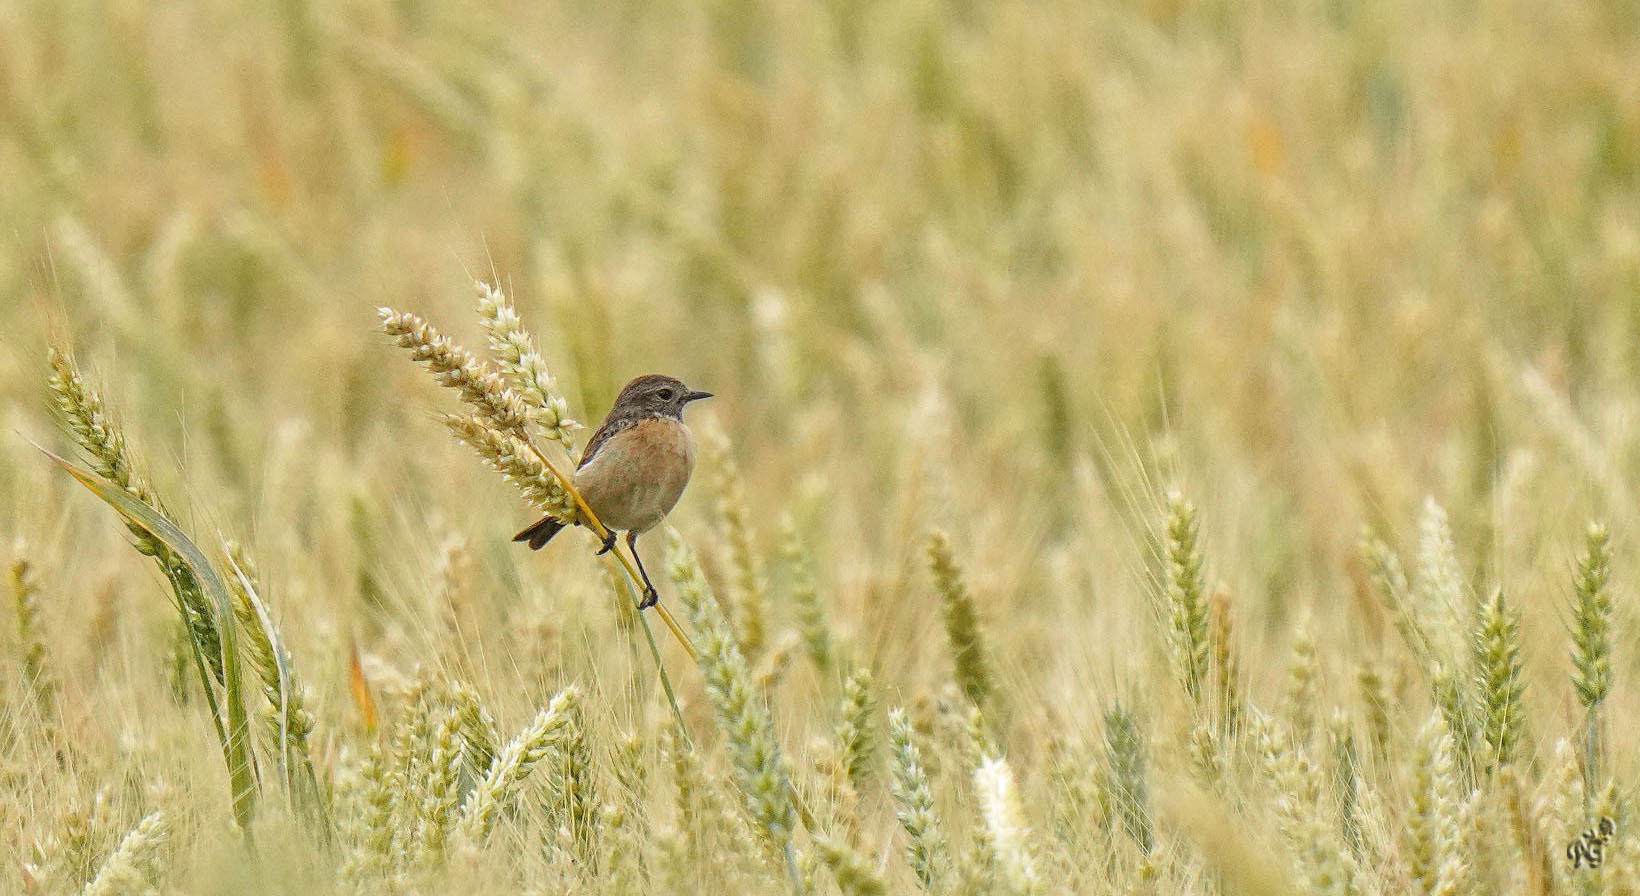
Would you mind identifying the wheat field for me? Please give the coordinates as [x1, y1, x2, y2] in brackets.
[2, 0, 1639, 893]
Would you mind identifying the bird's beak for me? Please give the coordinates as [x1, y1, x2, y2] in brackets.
[684, 390, 713, 403]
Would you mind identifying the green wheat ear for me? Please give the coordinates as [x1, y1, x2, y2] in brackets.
[225, 543, 327, 833]
[1569, 521, 1613, 793]
[1473, 588, 1527, 770]
[47, 348, 169, 561]
[832, 665, 878, 794]
[664, 531, 795, 852]
[605, 732, 651, 891]
[814, 834, 890, 896]
[1405, 712, 1464, 896]
[706, 429, 769, 659]
[927, 528, 995, 712]
[9, 554, 57, 718]
[1162, 491, 1209, 710]
[1570, 522, 1614, 709]
[887, 707, 948, 891]
[1250, 710, 1363, 893]
[1208, 586, 1241, 736]
[1357, 663, 1392, 761]
[43, 349, 257, 834]
[1361, 532, 1437, 669]
[1283, 617, 1319, 743]
[781, 513, 833, 675]
[1103, 701, 1152, 854]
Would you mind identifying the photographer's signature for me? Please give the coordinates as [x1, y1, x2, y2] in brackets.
[1567, 817, 1616, 870]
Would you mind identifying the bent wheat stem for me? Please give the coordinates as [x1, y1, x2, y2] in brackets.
[510, 422, 699, 661]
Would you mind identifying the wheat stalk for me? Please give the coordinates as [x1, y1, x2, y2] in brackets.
[456, 685, 582, 845]
[888, 707, 948, 890]
[975, 755, 1045, 896]
[379, 303, 698, 660]
[833, 666, 878, 794]
[664, 532, 796, 851]
[474, 280, 580, 448]
[81, 811, 169, 896]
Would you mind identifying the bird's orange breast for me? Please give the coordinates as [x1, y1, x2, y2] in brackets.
[572, 417, 696, 534]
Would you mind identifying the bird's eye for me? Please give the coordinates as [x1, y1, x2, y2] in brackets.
[657, 389, 675, 402]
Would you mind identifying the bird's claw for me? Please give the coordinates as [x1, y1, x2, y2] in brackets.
[639, 586, 658, 610]
[597, 532, 617, 555]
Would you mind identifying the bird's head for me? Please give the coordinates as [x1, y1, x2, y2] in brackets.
[613, 374, 712, 419]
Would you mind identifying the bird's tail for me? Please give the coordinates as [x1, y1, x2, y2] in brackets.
[513, 516, 567, 550]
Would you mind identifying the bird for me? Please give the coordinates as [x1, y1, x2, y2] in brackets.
[513, 374, 712, 608]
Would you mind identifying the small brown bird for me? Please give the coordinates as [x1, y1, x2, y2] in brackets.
[513, 374, 712, 608]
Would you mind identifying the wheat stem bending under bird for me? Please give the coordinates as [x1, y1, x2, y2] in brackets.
[517, 433, 698, 661]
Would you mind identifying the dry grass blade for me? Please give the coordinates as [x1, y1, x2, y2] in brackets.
[38, 445, 258, 834]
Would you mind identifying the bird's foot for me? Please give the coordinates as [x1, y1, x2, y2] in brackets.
[596, 532, 617, 555]
[639, 586, 659, 610]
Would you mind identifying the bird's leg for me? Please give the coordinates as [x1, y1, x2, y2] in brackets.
[627, 530, 659, 609]
[596, 529, 618, 555]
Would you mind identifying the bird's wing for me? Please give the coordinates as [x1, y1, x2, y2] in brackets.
[577, 415, 639, 469]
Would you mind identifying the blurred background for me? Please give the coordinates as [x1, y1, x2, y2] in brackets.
[1, 0, 1638, 890]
